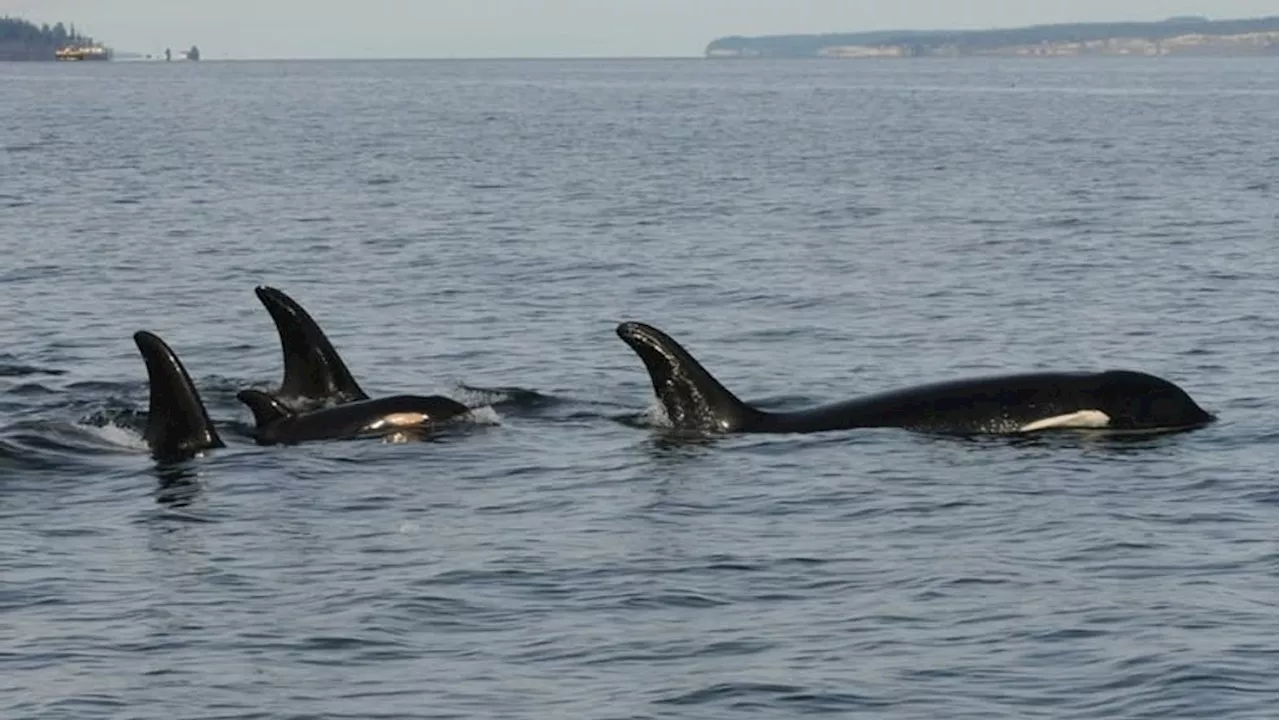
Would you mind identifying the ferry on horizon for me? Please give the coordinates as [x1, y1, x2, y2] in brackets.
[55, 45, 111, 61]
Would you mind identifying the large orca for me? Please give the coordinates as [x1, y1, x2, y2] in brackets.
[237, 389, 470, 446]
[253, 285, 369, 409]
[133, 331, 225, 461]
[616, 322, 1215, 435]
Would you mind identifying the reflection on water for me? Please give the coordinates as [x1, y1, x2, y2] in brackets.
[153, 462, 203, 507]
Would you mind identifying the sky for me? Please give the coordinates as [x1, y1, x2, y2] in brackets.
[3, 0, 1276, 59]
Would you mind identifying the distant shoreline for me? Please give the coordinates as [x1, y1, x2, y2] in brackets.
[0, 17, 101, 61]
[706, 16, 1279, 59]
[21, 54, 1280, 64]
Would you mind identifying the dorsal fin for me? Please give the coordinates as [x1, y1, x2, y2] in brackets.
[133, 331, 225, 461]
[615, 322, 761, 432]
[235, 389, 296, 431]
[254, 286, 368, 404]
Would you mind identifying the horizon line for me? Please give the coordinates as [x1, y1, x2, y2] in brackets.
[112, 54, 706, 62]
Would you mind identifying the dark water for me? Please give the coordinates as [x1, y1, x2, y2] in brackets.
[1, 57, 1276, 719]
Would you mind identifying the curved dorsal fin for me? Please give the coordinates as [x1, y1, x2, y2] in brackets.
[254, 286, 368, 404]
[133, 331, 224, 461]
[616, 322, 760, 432]
[235, 389, 296, 431]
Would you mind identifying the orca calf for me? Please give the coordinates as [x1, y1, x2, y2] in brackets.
[252, 285, 369, 409]
[616, 322, 1215, 435]
[237, 389, 470, 446]
[245, 286, 474, 445]
[133, 331, 225, 461]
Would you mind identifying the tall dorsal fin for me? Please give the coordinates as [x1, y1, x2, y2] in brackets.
[253, 286, 368, 404]
[235, 389, 296, 431]
[133, 331, 225, 461]
[615, 322, 761, 432]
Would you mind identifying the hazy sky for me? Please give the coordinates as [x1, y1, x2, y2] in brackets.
[4, 0, 1275, 59]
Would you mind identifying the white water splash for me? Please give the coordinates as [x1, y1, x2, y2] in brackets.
[642, 400, 673, 428]
[467, 406, 503, 426]
[75, 421, 149, 453]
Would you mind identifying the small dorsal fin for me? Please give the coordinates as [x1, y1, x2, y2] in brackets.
[254, 286, 368, 404]
[235, 389, 296, 431]
[133, 331, 225, 461]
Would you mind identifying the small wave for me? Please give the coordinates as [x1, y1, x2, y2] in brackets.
[0, 363, 65, 377]
[0, 435, 65, 471]
[79, 403, 146, 433]
[454, 384, 560, 410]
[65, 379, 141, 395]
[656, 682, 890, 710]
[0, 415, 147, 473]
[581, 638, 774, 666]
[620, 590, 730, 609]
[7, 382, 60, 397]
[0, 399, 151, 464]
[77, 421, 149, 453]
[467, 406, 502, 426]
[30, 419, 146, 457]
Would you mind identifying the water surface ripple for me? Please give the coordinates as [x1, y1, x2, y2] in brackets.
[0, 58, 1276, 719]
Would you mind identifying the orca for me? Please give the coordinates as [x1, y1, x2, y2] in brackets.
[616, 322, 1216, 435]
[133, 331, 225, 461]
[252, 285, 369, 409]
[246, 285, 476, 445]
[236, 389, 470, 446]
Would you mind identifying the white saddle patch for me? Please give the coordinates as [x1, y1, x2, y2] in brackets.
[366, 412, 429, 431]
[1018, 409, 1111, 433]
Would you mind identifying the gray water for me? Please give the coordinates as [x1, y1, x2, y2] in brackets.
[0, 57, 1276, 719]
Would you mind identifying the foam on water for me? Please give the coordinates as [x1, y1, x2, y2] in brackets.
[74, 420, 150, 453]
[465, 405, 503, 426]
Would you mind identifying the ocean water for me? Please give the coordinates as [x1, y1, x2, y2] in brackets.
[0, 57, 1276, 719]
